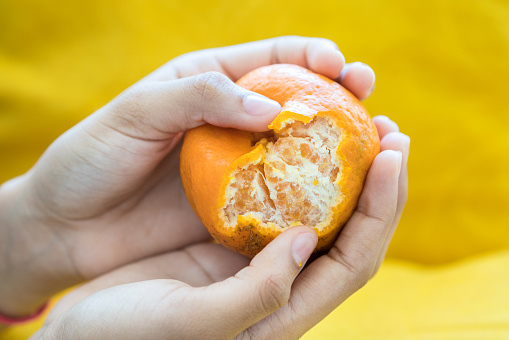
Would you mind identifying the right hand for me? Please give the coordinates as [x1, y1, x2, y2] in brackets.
[32, 116, 409, 339]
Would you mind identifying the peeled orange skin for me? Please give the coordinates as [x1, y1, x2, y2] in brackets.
[180, 64, 380, 258]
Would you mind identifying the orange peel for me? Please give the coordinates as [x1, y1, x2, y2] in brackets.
[180, 64, 380, 257]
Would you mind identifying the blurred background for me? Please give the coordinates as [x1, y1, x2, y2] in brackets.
[1, 0, 508, 338]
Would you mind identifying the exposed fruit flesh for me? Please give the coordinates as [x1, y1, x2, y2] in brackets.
[223, 116, 341, 229]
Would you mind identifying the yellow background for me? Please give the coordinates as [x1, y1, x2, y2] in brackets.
[1, 0, 508, 338]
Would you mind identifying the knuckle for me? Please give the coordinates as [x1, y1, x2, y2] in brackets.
[348, 263, 372, 290]
[168, 51, 204, 74]
[192, 71, 231, 102]
[234, 329, 254, 340]
[171, 50, 200, 63]
[258, 274, 290, 315]
[315, 37, 338, 48]
[110, 84, 154, 123]
[328, 246, 373, 290]
[277, 34, 300, 41]
[106, 83, 172, 138]
[372, 263, 383, 279]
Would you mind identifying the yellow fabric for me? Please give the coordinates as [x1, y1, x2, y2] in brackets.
[1, 0, 508, 338]
[304, 251, 509, 339]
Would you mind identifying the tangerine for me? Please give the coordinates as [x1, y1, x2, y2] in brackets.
[180, 64, 379, 257]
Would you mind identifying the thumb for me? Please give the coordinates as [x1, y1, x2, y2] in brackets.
[105, 71, 281, 137]
[202, 226, 318, 337]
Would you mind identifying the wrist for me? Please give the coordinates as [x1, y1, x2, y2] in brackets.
[0, 174, 80, 317]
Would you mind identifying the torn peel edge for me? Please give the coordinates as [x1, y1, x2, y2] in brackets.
[220, 114, 344, 232]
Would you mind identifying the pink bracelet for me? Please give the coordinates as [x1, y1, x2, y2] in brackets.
[0, 302, 48, 326]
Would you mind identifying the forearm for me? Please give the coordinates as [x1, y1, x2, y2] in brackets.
[0, 175, 79, 318]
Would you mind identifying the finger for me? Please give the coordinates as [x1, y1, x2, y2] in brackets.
[201, 226, 317, 338]
[338, 61, 376, 100]
[375, 131, 410, 269]
[381, 133, 410, 218]
[373, 115, 400, 139]
[104, 71, 282, 138]
[45, 227, 317, 339]
[184, 243, 250, 283]
[244, 151, 401, 339]
[45, 243, 249, 324]
[39, 280, 195, 339]
[146, 36, 345, 82]
[337, 150, 402, 274]
[215, 36, 345, 80]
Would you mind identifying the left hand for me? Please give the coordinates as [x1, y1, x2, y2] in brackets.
[0, 36, 377, 317]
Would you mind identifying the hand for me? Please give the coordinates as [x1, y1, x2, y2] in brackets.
[0, 36, 377, 317]
[31, 117, 409, 339]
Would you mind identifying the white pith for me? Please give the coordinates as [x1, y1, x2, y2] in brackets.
[222, 116, 342, 230]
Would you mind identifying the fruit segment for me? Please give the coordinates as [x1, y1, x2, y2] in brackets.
[222, 116, 341, 229]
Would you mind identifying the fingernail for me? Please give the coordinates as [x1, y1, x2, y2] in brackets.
[291, 232, 317, 268]
[359, 63, 376, 96]
[334, 49, 346, 66]
[353, 62, 376, 92]
[373, 115, 399, 132]
[368, 82, 376, 96]
[403, 136, 411, 165]
[353, 61, 373, 72]
[393, 150, 403, 174]
[373, 115, 390, 122]
[243, 95, 281, 116]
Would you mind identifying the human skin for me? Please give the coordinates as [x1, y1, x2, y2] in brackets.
[32, 116, 409, 339]
[0, 36, 409, 337]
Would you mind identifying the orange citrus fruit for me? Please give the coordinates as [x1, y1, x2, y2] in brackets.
[180, 64, 380, 257]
